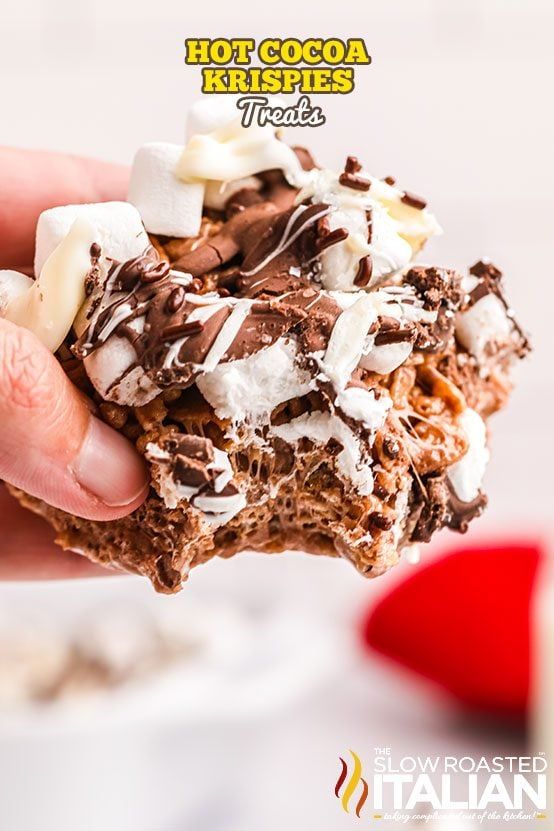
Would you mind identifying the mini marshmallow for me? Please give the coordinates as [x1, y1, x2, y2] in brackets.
[186, 97, 240, 140]
[360, 340, 414, 375]
[196, 338, 314, 424]
[335, 386, 391, 431]
[0, 270, 33, 314]
[455, 293, 512, 362]
[127, 143, 204, 238]
[84, 333, 160, 406]
[34, 202, 149, 276]
[448, 408, 489, 502]
[320, 294, 378, 390]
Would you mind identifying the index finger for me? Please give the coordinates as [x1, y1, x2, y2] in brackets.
[0, 147, 129, 270]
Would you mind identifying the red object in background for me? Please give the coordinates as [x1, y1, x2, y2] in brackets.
[362, 543, 543, 720]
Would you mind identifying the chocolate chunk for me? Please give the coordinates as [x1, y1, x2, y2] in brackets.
[446, 479, 488, 533]
[405, 265, 464, 353]
[383, 437, 400, 458]
[409, 472, 487, 542]
[368, 512, 394, 532]
[469, 260, 503, 282]
[174, 456, 212, 488]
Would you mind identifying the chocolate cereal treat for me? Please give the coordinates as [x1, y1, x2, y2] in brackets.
[0, 101, 529, 592]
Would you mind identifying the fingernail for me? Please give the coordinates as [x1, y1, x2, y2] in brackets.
[74, 416, 148, 507]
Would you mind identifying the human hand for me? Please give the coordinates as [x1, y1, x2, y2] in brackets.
[0, 147, 148, 578]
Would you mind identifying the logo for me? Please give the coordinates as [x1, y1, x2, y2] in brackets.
[183, 38, 372, 126]
[334, 750, 369, 818]
[333, 749, 548, 824]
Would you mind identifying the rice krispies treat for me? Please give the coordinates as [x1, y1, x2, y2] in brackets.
[1, 105, 529, 592]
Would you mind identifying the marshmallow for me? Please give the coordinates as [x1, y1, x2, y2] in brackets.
[0, 270, 33, 314]
[448, 408, 489, 502]
[5, 219, 97, 352]
[84, 333, 160, 407]
[455, 293, 512, 363]
[196, 338, 314, 424]
[186, 97, 240, 140]
[177, 119, 307, 188]
[34, 201, 149, 276]
[360, 340, 414, 374]
[127, 143, 204, 238]
[319, 294, 378, 390]
[335, 386, 391, 431]
[297, 169, 413, 289]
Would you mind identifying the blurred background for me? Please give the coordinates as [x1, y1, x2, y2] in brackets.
[1, 1, 553, 829]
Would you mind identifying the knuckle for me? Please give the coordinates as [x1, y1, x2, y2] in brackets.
[0, 323, 54, 414]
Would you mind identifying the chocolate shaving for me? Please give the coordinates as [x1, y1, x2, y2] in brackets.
[165, 286, 186, 314]
[339, 172, 371, 192]
[374, 327, 415, 346]
[316, 225, 349, 253]
[354, 255, 373, 287]
[401, 191, 427, 210]
[366, 208, 373, 243]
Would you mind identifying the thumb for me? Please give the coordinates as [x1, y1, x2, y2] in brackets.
[0, 318, 148, 520]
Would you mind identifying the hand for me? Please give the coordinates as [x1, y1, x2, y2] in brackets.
[0, 147, 149, 578]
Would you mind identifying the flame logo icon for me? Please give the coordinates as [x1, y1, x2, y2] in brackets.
[334, 750, 369, 817]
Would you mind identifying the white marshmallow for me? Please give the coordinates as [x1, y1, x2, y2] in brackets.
[177, 119, 307, 188]
[455, 293, 512, 362]
[34, 202, 149, 276]
[127, 143, 204, 238]
[0, 270, 33, 314]
[360, 340, 414, 375]
[186, 97, 240, 139]
[319, 294, 378, 390]
[448, 408, 489, 502]
[84, 334, 160, 406]
[196, 338, 314, 424]
[335, 386, 391, 431]
[297, 169, 413, 289]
